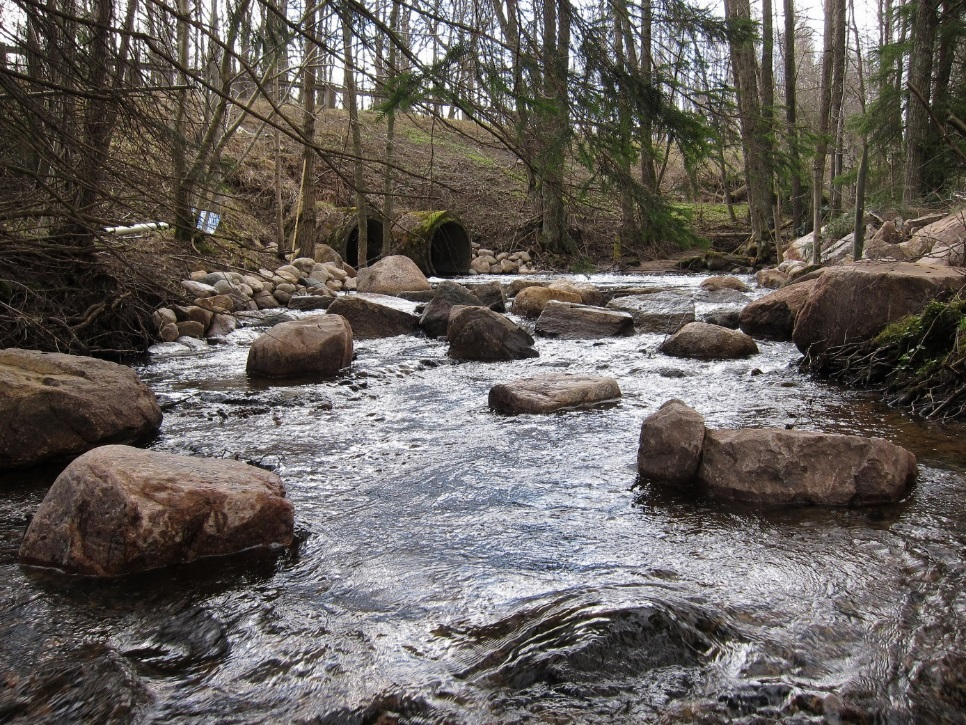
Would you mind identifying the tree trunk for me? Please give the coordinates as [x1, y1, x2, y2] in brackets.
[724, 0, 773, 256]
[382, 0, 401, 257]
[173, 0, 194, 242]
[294, 0, 318, 260]
[783, 0, 804, 232]
[341, 4, 368, 266]
[903, 0, 939, 204]
[828, 0, 846, 215]
[538, 0, 573, 254]
[613, 0, 638, 245]
[811, 0, 838, 265]
[638, 0, 657, 193]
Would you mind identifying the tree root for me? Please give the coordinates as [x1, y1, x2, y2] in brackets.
[0, 244, 167, 357]
[802, 294, 966, 421]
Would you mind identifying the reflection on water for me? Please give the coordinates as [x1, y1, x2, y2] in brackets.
[2, 273, 966, 723]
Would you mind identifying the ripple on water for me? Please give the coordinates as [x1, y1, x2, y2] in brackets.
[3, 274, 966, 722]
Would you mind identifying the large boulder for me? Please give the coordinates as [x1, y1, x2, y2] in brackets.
[447, 306, 539, 361]
[327, 295, 419, 339]
[512, 286, 582, 319]
[660, 322, 758, 359]
[535, 301, 634, 339]
[0, 349, 162, 469]
[606, 293, 695, 334]
[19, 445, 294, 576]
[916, 240, 966, 267]
[419, 281, 483, 337]
[356, 255, 431, 295]
[469, 281, 507, 312]
[792, 262, 965, 356]
[637, 400, 706, 485]
[738, 279, 816, 340]
[908, 211, 966, 264]
[756, 268, 788, 289]
[246, 315, 353, 377]
[699, 429, 917, 506]
[547, 280, 610, 307]
[489, 373, 620, 414]
[699, 276, 749, 293]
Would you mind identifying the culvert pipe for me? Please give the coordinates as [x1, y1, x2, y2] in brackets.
[394, 211, 471, 277]
[316, 206, 386, 269]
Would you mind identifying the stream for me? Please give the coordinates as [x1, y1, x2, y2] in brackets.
[2, 272, 966, 723]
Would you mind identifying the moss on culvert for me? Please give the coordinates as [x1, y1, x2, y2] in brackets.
[395, 211, 471, 276]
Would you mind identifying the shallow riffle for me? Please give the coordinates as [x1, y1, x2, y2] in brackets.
[2, 273, 966, 723]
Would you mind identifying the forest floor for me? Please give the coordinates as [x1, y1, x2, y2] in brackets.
[199, 106, 751, 275]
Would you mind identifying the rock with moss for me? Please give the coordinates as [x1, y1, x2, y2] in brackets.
[792, 262, 966, 356]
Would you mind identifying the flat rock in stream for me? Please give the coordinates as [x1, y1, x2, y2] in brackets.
[246, 315, 353, 378]
[489, 373, 621, 414]
[19, 445, 295, 576]
[327, 295, 419, 339]
[535, 301, 634, 339]
[447, 306, 538, 361]
[700, 429, 917, 506]
[0, 348, 162, 469]
[639, 400, 918, 506]
[606, 293, 695, 334]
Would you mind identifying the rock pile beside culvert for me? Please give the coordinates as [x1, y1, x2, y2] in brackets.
[468, 243, 537, 275]
[154, 256, 358, 342]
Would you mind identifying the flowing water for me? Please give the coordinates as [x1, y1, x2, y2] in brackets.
[2, 273, 966, 724]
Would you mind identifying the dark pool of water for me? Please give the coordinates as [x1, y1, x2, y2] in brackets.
[2, 274, 966, 723]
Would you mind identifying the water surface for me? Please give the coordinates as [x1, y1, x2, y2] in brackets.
[2, 273, 965, 723]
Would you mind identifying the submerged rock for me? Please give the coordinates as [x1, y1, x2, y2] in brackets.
[246, 315, 353, 378]
[0, 348, 162, 469]
[19, 445, 295, 576]
[660, 322, 758, 359]
[606, 293, 695, 334]
[327, 295, 419, 339]
[489, 373, 621, 414]
[700, 276, 749, 293]
[637, 400, 706, 485]
[447, 306, 538, 361]
[535, 301, 634, 339]
[548, 280, 610, 307]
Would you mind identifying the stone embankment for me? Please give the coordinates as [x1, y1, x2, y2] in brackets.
[760, 207, 966, 286]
